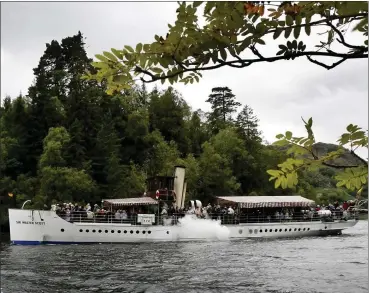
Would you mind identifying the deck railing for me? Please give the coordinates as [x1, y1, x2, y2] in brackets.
[57, 211, 358, 226]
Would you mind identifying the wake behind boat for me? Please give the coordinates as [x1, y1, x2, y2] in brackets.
[9, 166, 359, 245]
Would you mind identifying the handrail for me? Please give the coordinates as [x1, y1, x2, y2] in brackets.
[55, 210, 358, 225]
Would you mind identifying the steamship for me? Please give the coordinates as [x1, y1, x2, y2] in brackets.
[8, 166, 359, 245]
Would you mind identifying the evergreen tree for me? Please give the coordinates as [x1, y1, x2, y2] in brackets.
[206, 87, 241, 133]
[236, 105, 261, 141]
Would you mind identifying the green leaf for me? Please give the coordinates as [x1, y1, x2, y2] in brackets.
[95, 54, 109, 62]
[285, 131, 292, 140]
[276, 134, 284, 139]
[286, 15, 294, 26]
[255, 39, 266, 45]
[293, 26, 301, 39]
[136, 43, 143, 53]
[273, 28, 283, 39]
[239, 37, 252, 51]
[193, 1, 203, 8]
[305, 25, 311, 36]
[284, 27, 292, 38]
[111, 48, 123, 59]
[353, 18, 368, 31]
[103, 51, 118, 62]
[124, 45, 134, 53]
[219, 48, 227, 61]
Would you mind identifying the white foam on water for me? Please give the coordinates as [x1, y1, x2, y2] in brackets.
[177, 215, 230, 241]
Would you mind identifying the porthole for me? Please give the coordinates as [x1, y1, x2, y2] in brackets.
[259, 229, 263, 233]
[136, 230, 139, 234]
[105, 230, 108, 233]
[111, 230, 114, 233]
[249, 229, 253, 234]
[98, 230, 102, 233]
[298, 228, 301, 231]
[279, 229, 282, 232]
[148, 231, 151, 234]
[269, 229, 272, 232]
[124, 230, 127, 234]
[294, 228, 297, 231]
[239, 229, 243, 234]
[86, 229, 89, 233]
[79, 229, 83, 232]
[303, 228, 306, 231]
[325, 226, 327, 229]
[118, 230, 121, 233]
[60, 229, 64, 232]
[307, 228, 310, 231]
[285, 229, 287, 232]
[265, 229, 268, 232]
[275, 229, 278, 232]
[130, 230, 133, 234]
[166, 231, 169, 234]
[254, 229, 258, 234]
[92, 230, 96, 233]
[142, 231, 146, 234]
[289, 228, 292, 232]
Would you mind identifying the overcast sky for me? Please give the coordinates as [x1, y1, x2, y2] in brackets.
[1, 2, 368, 158]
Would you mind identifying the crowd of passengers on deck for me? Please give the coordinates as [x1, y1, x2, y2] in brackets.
[51, 200, 356, 224]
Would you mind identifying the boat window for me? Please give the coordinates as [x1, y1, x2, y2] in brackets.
[275, 229, 278, 232]
[294, 228, 297, 231]
[254, 229, 258, 234]
[79, 229, 83, 232]
[239, 229, 243, 234]
[130, 230, 133, 234]
[269, 229, 272, 232]
[279, 229, 282, 232]
[264, 229, 267, 232]
[259, 230, 262, 233]
[118, 230, 121, 233]
[285, 229, 287, 232]
[98, 230, 102, 233]
[298, 228, 301, 231]
[303, 228, 306, 231]
[92, 230, 96, 233]
[136, 230, 139, 234]
[124, 230, 127, 234]
[249, 229, 253, 234]
[289, 228, 292, 232]
[86, 229, 89, 233]
[105, 230, 108, 233]
[148, 231, 151, 234]
[61, 229, 65, 232]
[307, 228, 310, 231]
[166, 231, 169, 234]
[111, 230, 114, 233]
[142, 231, 146, 234]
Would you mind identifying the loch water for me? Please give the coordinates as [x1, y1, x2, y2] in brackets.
[1, 221, 368, 293]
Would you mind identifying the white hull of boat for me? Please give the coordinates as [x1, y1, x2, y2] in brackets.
[9, 209, 358, 245]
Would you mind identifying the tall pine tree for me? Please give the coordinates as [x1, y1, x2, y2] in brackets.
[206, 87, 241, 133]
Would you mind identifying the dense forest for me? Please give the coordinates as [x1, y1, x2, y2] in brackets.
[0, 32, 363, 227]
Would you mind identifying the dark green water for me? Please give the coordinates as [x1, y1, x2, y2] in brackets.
[1, 221, 367, 293]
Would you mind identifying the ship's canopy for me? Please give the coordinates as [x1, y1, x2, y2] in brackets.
[103, 197, 158, 207]
[216, 195, 315, 209]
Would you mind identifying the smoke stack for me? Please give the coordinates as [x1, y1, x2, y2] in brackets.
[173, 166, 186, 209]
[181, 180, 187, 209]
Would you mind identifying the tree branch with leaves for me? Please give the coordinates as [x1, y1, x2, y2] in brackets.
[267, 118, 368, 197]
[84, 1, 368, 94]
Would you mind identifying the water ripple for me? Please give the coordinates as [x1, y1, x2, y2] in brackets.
[1, 221, 368, 293]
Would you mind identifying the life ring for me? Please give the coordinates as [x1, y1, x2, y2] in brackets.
[155, 190, 160, 199]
